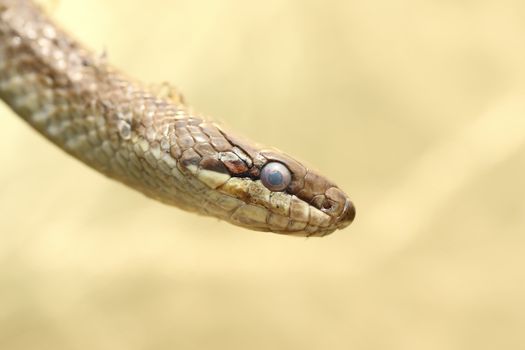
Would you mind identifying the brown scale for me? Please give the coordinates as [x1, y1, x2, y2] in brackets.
[193, 142, 216, 157]
[179, 148, 201, 172]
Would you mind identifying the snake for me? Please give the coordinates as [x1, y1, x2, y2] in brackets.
[0, 0, 355, 236]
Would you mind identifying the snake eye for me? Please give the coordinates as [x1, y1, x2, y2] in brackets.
[260, 162, 292, 192]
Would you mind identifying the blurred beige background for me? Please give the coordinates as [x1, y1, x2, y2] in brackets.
[1, 0, 525, 349]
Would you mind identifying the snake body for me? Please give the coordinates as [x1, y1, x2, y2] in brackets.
[0, 0, 355, 236]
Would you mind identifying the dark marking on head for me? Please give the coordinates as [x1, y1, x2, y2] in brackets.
[200, 156, 229, 174]
[219, 152, 249, 175]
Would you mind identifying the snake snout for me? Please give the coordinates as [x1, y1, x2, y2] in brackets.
[337, 200, 356, 229]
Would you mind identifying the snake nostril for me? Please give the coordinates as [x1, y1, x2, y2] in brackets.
[322, 201, 333, 210]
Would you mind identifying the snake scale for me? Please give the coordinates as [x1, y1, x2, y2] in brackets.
[0, 0, 355, 236]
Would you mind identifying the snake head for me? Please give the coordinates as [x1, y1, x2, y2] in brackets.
[253, 150, 355, 236]
[194, 128, 356, 237]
